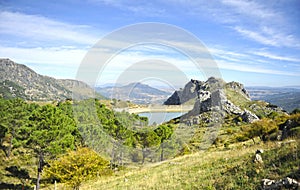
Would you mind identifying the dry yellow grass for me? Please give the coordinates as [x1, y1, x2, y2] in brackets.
[77, 142, 279, 190]
[42, 139, 299, 190]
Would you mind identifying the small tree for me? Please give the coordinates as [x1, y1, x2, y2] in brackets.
[137, 130, 160, 164]
[45, 147, 111, 190]
[154, 124, 174, 161]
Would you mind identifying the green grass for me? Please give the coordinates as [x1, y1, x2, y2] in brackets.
[58, 139, 299, 190]
[225, 87, 250, 108]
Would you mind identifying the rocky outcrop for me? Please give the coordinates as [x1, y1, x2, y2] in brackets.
[165, 77, 249, 106]
[279, 118, 300, 140]
[226, 81, 250, 100]
[261, 177, 300, 190]
[240, 109, 259, 123]
[253, 149, 264, 163]
[178, 77, 259, 123]
[0, 58, 102, 101]
[164, 79, 202, 105]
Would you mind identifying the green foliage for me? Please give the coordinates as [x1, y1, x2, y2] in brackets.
[241, 118, 278, 142]
[291, 108, 300, 114]
[25, 104, 80, 155]
[0, 98, 35, 157]
[45, 147, 111, 190]
[154, 124, 174, 161]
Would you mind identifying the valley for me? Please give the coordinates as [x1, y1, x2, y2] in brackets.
[0, 60, 299, 190]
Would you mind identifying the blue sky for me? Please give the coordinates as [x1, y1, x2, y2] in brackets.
[0, 0, 299, 87]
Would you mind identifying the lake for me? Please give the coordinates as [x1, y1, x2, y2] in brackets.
[138, 112, 186, 125]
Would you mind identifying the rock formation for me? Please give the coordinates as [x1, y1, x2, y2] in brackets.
[174, 77, 260, 124]
[164, 79, 203, 105]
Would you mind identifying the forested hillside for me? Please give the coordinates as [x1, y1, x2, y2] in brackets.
[0, 98, 176, 189]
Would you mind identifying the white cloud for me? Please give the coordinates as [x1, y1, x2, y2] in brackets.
[0, 45, 86, 66]
[167, 0, 300, 49]
[90, 0, 166, 17]
[208, 46, 300, 76]
[252, 51, 300, 62]
[221, 0, 278, 20]
[217, 59, 299, 76]
[0, 11, 99, 45]
[234, 27, 277, 46]
[233, 26, 300, 48]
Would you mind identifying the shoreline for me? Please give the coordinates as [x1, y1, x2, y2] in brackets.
[114, 105, 194, 114]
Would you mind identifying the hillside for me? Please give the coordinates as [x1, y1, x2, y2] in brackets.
[0, 58, 103, 101]
[96, 82, 171, 104]
[1, 76, 299, 190]
[79, 139, 299, 190]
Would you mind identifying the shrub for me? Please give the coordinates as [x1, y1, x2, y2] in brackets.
[244, 118, 278, 142]
[45, 147, 111, 190]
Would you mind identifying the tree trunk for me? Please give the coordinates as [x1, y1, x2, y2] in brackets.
[142, 148, 146, 164]
[160, 144, 164, 162]
[7, 130, 15, 158]
[110, 145, 115, 169]
[36, 152, 43, 190]
[36, 169, 41, 190]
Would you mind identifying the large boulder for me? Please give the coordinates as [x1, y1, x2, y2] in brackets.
[239, 109, 259, 123]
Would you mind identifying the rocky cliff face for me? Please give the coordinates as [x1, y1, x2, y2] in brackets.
[0, 58, 102, 101]
[164, 79, 203, 105]
[167, 77, 283, 124]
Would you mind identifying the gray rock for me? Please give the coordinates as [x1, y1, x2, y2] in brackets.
[239, 109, 259, 123]
[164, 79, 202, 105]
[261, 177, 300, 190]
[254, 153, 263, 163]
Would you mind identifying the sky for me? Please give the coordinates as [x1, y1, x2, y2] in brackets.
[0, 0, 300, 88]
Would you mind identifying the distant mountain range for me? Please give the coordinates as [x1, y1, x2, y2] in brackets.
[95, 82, 172, 104]
[0, 59, 103, 101]
[247, 86, 300, 112]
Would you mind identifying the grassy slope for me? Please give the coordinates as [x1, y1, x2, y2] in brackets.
[66, 139, 299, 190]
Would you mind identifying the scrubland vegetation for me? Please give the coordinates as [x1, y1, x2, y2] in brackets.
[0, 97, 299, 189]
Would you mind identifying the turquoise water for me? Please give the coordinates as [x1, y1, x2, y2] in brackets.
[138, 112, 186, 125]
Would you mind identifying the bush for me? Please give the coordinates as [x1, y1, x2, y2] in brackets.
[235, 134, 249, 142]
[244, 118, 278, 142]
[45, 147, 111, 190]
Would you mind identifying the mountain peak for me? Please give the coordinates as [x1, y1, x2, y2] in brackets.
[164, 77, 230, 105]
